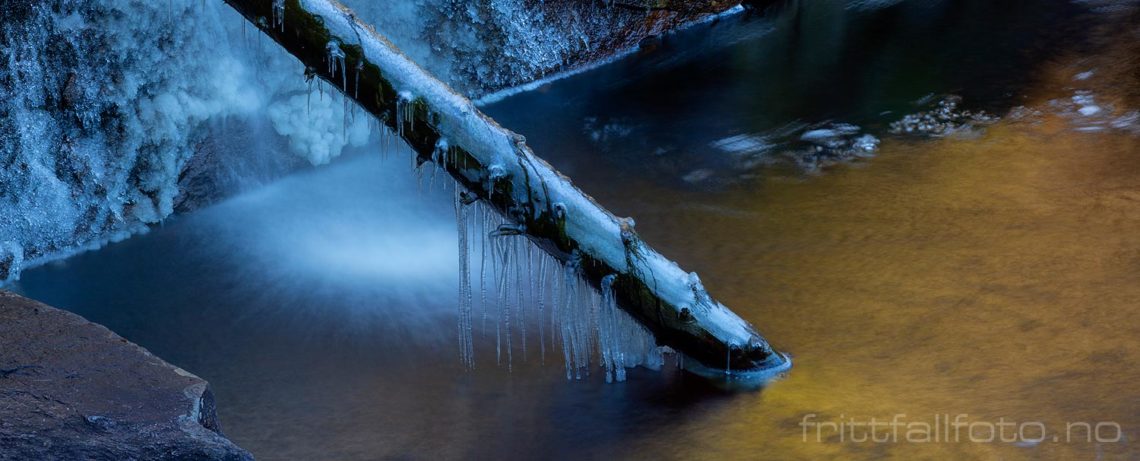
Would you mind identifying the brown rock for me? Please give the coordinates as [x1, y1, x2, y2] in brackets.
[0, 291, 252, 461]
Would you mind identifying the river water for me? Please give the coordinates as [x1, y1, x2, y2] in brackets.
[14, 0, 1140, 459]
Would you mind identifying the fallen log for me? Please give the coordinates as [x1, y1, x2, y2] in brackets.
[222, 0, 789, 379]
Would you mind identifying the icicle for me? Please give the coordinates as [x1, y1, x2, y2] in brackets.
[479, 205, 490, 338]
[550, 251, 562, 359]
[493, 233, 515, 370]
[537, 254, 547, 364]
[456, 188, 475, 369]
[430, 138, 449, 191]
[326, 41, 346, 91]
[559, 268, 575, 380]
[520, 240, 532, 361]
[354, 60, 363, 100]
[396, 91, 414, 137]
[559, 250, 585, 379]
[485, 164, 508, 202]
[488, 211, 504, 367]
[272, 0, 285, 32]
[451, 205, 663, 381]
[599, 274, 619, 383]
[726, 348, 732, 376]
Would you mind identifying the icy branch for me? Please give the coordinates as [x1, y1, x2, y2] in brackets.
[221, 0, 789, 377]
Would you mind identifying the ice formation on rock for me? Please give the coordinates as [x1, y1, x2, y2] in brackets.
[0, 0, 371, 282]
[340, 0, 742, 99]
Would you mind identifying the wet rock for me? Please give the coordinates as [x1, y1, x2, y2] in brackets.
[851, 134, 880, 153]
[710, 133, 773, 156]
[698, 122, 883, 179]
[0, 291, 253, 461]
[584, 116, 636, 144]
[682, 168, 715, 183]
[888, 95, 997, 137]
[1046, 87, 1140, 134]
[780, 122, 881, 172]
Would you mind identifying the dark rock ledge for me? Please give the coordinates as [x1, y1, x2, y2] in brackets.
[0, 291, 252, 461]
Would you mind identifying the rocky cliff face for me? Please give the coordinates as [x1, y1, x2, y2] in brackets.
[0, 0, 738, 284]
[344, 0, 741, 99]
[0, 291, 253, 460]
[0, 0, 371, 283]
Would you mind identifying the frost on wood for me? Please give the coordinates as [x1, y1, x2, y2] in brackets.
[224, 0, 789, 377]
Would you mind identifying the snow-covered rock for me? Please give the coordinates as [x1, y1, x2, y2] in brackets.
[0, 0, 363, 282]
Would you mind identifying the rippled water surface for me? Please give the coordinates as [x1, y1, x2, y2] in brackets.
[15, 0, 1140, 459]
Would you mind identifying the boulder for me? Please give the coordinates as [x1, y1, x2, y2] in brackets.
[0, 291, 252, 461]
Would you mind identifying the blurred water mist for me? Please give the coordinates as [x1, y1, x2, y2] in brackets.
[187, 147, 460, 338]
[19, 145, 463, 352]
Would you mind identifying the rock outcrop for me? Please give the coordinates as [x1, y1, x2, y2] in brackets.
[0, 291, 252, 461]
[0, 0, 741, 284]
[344, 0, 742, 99]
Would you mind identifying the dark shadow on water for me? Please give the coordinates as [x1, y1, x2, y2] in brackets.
[483, 0, 1097, 188]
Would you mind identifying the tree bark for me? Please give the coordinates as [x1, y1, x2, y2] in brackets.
[221, 0, 789, 378]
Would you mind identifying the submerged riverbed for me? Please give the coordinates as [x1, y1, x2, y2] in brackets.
[14, 0, 1140, 459]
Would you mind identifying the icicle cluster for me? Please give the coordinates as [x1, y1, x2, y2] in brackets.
[395, 91, 415, 137]
[326, 40, 347, 91]
[455, 187, 475, 368]
[451, 193, 665, 381]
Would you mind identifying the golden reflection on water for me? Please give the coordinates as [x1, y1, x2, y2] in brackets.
[587, 55, 1140, 459]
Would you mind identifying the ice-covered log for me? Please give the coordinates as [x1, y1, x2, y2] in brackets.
[222, 0, 790, 378]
